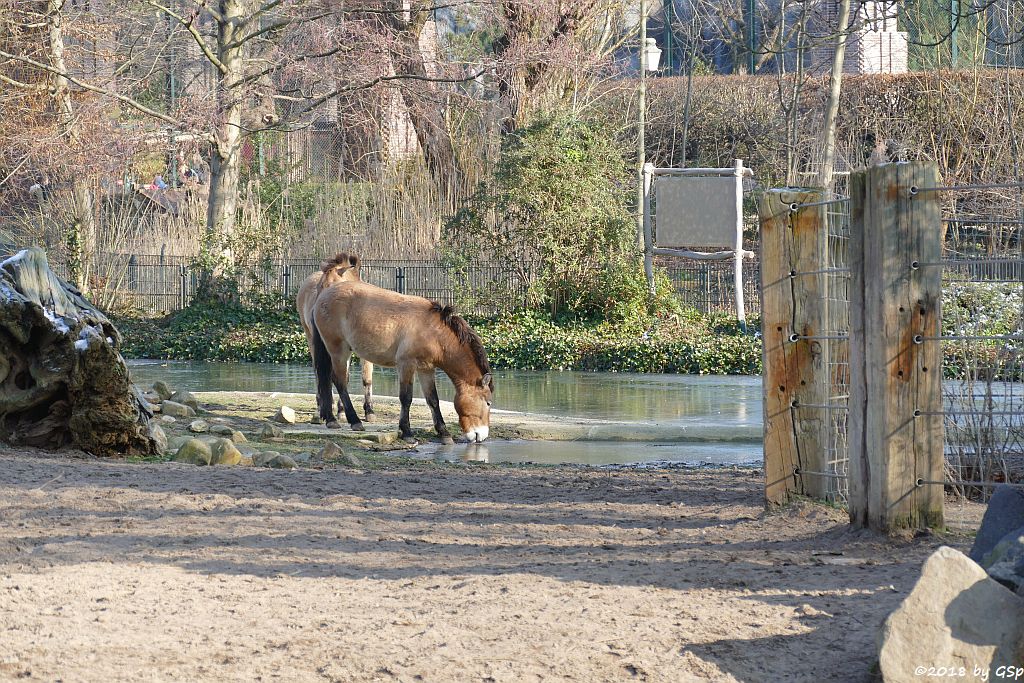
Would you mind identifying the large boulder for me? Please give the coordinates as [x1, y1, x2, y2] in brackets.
[0, 248, 156, 455]
[980, 529, 1024, 594]
[877, 546, 1024, 682]
[970, 485, 1024, 563]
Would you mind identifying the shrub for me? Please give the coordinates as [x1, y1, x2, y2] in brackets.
[115, 302, 761, 375]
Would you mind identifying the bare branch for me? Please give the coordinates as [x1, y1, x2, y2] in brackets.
[140, 0, 228, 75]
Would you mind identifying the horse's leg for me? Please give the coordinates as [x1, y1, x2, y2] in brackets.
[417, 368, 453, 445]
[301, 316, 324, 424]
[361, 360, 376, 422]
[330, 344, 365, 431]
[397, 364, 416, 441]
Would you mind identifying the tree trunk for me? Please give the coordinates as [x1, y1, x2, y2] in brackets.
[47, 0, 97, 293]
[0, 248, 157, 455]
[392, 19, 462, 208]
[204, 0, 247, 281]
[817, 0, 852, 189]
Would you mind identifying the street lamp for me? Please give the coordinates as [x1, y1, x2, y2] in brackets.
[643, 37, 663, 72]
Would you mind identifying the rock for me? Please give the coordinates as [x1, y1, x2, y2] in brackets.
[292, 451, 312, 464]
[142, 392, 162, 404]
[148, 423, 167, 455]
[210, 424, 234, 436]
[188, 419, 209, 434]
[159, 415, 176, 424]
[318, 442, 343, 461]
[268, 454, 297, 469]
[252, 451, 279, 467]
[260, 423, 283, 439]
[172, 439, 212, 466]
[169, 390, 200, 411]
[229, 430, 247, 444]
[165, 435, 192, 454]
[252, 451, 296, 469]
[144, 402, 161, 414]
[317, 442, 360, 466]
[374, 431, 400, 445]
[161, 400, 195, 418]
[152, 380, 173, 401]
[981, 528, 1024, 593]
[209, 438, 242, 466]
[877, 546, 1024, 681]
[272, 406, 296, 424]
[238, 454, 254, 466]
[970, 485, 1024, 563]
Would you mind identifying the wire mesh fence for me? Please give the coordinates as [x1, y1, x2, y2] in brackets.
[937, 193, 1024, 529]
[657, 257, 760, 316]
[821, 198, 852, 505]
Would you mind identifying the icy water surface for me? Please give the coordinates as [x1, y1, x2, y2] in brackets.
[128, 361, 763, 466]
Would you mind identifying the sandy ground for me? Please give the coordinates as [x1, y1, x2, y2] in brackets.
[0, 445, 977, 683]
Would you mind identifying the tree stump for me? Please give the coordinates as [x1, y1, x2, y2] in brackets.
[0, 248, 156, 455]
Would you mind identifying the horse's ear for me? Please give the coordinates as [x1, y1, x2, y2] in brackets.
[349, 254, 360, 267]
[480, 373, 492, 389]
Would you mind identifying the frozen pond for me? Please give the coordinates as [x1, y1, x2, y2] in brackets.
[128, 361, 763, 467]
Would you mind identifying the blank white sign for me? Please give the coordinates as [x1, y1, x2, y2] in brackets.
[655, 176, 739, 248]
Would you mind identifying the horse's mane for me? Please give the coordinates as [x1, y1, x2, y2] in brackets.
[430, 302, 493, 391]
[320, 252, 359, 273]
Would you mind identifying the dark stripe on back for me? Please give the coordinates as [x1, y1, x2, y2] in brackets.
[430, 302, 493, 391]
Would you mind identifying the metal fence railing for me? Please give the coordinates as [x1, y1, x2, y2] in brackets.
[42, 252, 759, 317]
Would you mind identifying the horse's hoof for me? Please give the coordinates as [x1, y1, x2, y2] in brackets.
[326, 420, 342, 430]
[440, 435, 455, 446]
[364, 411, 377, 423]
[350, 422, 365, 432]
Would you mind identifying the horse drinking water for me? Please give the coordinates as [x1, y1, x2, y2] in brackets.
[296, 252, 375, 422]
[311, 279, 493, 443]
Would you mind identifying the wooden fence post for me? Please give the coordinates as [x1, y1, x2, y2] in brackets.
[848, 162, 944, 530]
[760, 189, 829, 505]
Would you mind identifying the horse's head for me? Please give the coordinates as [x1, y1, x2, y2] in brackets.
[319, 252, 361, 288]
[455, 373, 493, 442]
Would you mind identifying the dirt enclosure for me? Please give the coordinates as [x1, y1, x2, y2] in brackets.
[0, 448, 968, 682]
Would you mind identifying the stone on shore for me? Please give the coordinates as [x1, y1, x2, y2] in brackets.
[272, 406, 296, 424]
[172, 439, 212, 466]
[161, 400, 195, 418]
[151, 381, 173, 401]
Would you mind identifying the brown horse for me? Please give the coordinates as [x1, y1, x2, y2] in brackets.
[296, 252, 375, 423]
[311, 280, 493, 443]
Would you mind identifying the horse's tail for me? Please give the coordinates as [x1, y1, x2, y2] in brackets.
[310, 309, 336, 423]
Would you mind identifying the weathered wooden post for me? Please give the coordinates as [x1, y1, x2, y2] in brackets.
[760, 189, 829, 504]
[848, 162, 944, 530]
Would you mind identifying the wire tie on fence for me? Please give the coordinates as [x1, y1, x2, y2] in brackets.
[916, 478, 1024, 489]
[912, 181, 1024, 194]
[913, 409, 921, 417]
[913, 335, 923, 345]
[910, 260, 919, 270]
[916, 334, 1024, 342]
[794, 468, 849, 480]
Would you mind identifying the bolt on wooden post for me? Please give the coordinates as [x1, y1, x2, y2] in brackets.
[760, 189, 830, 505]
[848, 162, 944, 531]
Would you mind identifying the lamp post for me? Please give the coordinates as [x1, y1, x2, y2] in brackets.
[637, 1, 661, 291]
